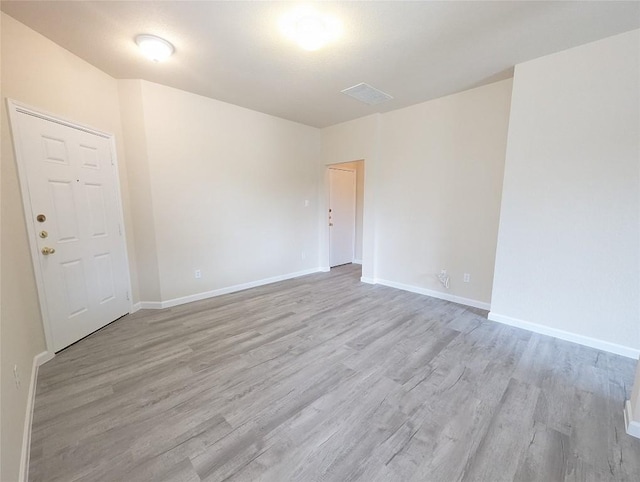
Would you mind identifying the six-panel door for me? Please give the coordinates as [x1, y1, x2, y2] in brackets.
[15, 112, 130, 352]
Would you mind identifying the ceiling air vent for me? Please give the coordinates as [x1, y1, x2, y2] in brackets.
[341, 83, 393, 105]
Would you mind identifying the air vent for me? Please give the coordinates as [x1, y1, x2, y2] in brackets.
[341, 83, 393, 105]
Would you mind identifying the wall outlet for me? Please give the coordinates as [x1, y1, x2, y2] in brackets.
[194, 269, 202, 279]
[464, 273, 471, 283]
[13, 364, 21, 389]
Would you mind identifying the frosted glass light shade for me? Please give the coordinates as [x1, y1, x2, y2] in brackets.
[135, 34, 174, 62]
[279, 7, 342, 51]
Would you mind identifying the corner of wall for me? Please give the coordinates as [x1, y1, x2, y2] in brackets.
[117, 79, 162, 303]
[18, 351, 54, 482]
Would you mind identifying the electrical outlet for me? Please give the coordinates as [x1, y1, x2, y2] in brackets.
[464, 273, 471, 283]
[194, 269, 202, 279]
[13, 364, 21, 389]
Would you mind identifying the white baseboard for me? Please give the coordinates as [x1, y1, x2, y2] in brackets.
[20, 351, 54, 482]
[130, 302, 142, 314]
[352, 259, 363, 265]
[367, 277, 490, 311]
[488, 312, 640, 359]
[625, 401, 640, 439]
[138, 268, 325, 310]
[319, 267, 330, 272]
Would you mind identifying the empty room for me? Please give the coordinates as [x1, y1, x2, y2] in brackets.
[1, 1, 640, 481]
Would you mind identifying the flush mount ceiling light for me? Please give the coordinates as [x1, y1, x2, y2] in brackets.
[279, 7, 342, 51]
[135, 34, 174, 62]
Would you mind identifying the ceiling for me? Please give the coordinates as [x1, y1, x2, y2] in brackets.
[2, 1, 639, 128]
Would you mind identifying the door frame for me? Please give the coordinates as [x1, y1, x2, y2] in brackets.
[327, 165, 357, 267]
[6, 99, 134, 354]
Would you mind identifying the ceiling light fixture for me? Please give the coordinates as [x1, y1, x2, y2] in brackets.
[279, 7, 342, 51]
[135, 34, 174, 62]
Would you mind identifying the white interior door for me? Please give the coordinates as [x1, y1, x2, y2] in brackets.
[329, 168, 356, 267]
[10, 105, 130, 352]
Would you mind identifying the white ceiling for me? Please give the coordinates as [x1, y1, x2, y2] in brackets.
[2, 1, 639, 128]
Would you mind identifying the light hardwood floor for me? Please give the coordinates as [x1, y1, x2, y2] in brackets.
[29, 264, 640, 481]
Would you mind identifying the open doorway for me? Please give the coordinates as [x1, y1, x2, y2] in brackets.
[328, 160, 364, 268]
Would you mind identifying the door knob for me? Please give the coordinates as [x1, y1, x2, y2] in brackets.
[41, 247, 56, 255]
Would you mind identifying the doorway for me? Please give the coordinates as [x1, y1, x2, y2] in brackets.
[328, 160, 364, 268]
[329, 167, 355, 267]
[8, 101, 132, 352]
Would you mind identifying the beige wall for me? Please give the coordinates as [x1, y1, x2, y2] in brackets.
[320, 114, 381, 277]
[321, 81, 512, 306]
[322, 114, 380, 166]
[491, 30, 640, 352]
[118, 80, 162, 302]
[0, 14, 138, 481]
[132, 80, 322, 302]
[376, 79, 512, 305]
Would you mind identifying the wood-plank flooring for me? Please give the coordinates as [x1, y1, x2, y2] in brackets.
[29, 264, 640, 481]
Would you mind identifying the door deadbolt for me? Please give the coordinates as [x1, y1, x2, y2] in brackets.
[41, 247, 56, 255]
[36, 214, 46, 223]
[39, 231, 48, 238]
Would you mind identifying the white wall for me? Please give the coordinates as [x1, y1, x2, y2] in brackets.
[376, 80, 512, 306]
[322, 81, 512, 307]
[132, 80, 322, 302]
[0, 14, 138, 481]
[320, 114, 382, 279]
[118, 80, 162, 302]
[490, 30, 640, 356]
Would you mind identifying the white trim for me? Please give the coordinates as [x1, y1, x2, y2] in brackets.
[624, 401, 640, 439]
[488, 312, 640, 359]
[360, 277, 376, 284]
[20, 351, 54, 482]
[352, 259, 363, 265]
[367, 277, 490, 310]
[130, 302, 142, 314]
[319, 267, 330, 272]
[138, 268, 325, 310]
[6, 99, 134, 353]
